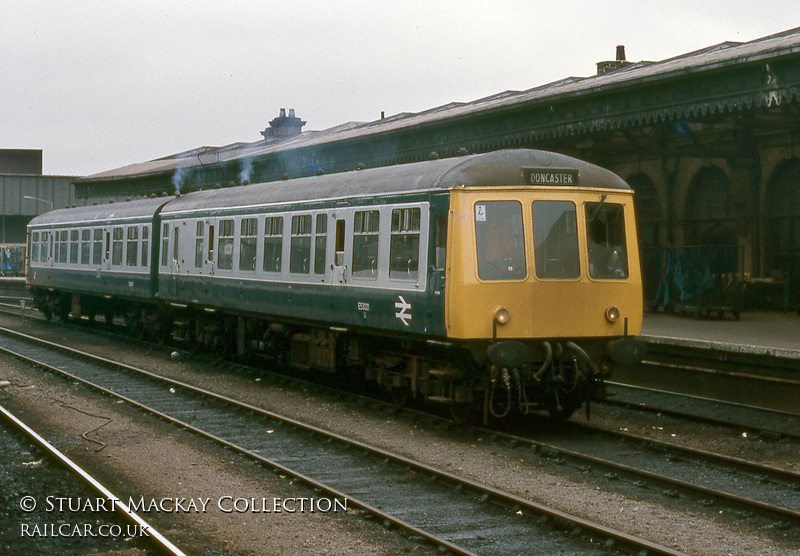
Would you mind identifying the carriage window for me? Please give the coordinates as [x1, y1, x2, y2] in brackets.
[532, 201, 579, 279]
[126, 227, 139, 266]
[218, 219, 234, 270]
[141, 227, 149, 267]
[42, 231, 50, 260]
[93, 229, 102, 265]
[70, 230, 79, 264]
[31, 232, 39, 262]
[263, 216, 283, 273]
[314, 214, 327, 275]
[334, 220, 345, 266]
[352, 210, 380, 278]
[207, 225, 214, 263]
[172, 227, 179, 263]
[390, 208, 420, 280]
[58, 230, 68, 264]
[81, 230, 91, 265]
[161, 224, 170, 267]
[195, 222, 204, 268]
[239, 218, 257, 271]
[112, 228, 124, 266]
[290, 215, 311, 274]
[586, 201, 628, 279]
[51, 231, 59, 263]
[475, 201, 526, 281]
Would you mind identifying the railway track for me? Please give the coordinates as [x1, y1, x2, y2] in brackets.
[2, 302, 799, 552]
[0, 400, 185, 555]
[621, 337, 800, 415]
[0, 326, 688, 556]
[604, 381, 800, 440]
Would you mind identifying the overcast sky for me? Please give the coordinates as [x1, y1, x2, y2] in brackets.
[2, 1, 797, 177]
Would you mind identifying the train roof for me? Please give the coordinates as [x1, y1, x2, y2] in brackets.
[160, 149, 629, 216]
[28, 195, 173, 228]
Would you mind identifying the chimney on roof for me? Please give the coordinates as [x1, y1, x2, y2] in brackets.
[260, 108, 306, 139]
[596, 45, 633, 75]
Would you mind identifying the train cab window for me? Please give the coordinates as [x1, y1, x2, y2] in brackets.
[161, 224, 170, 267]
[389, 208, 420, 280]
[475, 201, 526, 281]
[352, 210, 380, 278]
[586, 201, 628, 279]
[70, 230, 79, 264]
[141, 226, 149, 267]
[81, 230, 90, 265]
[43, 232, 50, 261]
[58, 231, 68, 264]
[218, 219, 234, 270]
[126, 227, 139, 267]
[314, 214, 327, 275]
[290, 215, 311, 274]
[31, 232, 39, 262]
[195, 222, 204, 268]
[263, 216, 283, 273]
[239, 218, 257, 271]
[112, 228, 124, 266]
[93, 229, 102, 265]
[532, 201, 579, 279]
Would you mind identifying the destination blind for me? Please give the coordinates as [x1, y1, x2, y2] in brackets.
[523, 168, 579, 186]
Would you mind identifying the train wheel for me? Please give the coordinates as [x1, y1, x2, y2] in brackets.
[547, 404, 577, 420]
[390, 387, 411, 408]
[57, 306, 70, 323]
[450, 402, 476, 425]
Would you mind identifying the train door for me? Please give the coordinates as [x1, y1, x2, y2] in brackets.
[203, 221, 217, 306]
[430, 212, 447, 296]
[45, 231, 53, 268]
[332, 218, 346, 284]
[169, 225, 180, 299]
[103, 230, 112, 270]
[203, 221, 215, 276]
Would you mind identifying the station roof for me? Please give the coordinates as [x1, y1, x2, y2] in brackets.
[76, 26, 800, 186]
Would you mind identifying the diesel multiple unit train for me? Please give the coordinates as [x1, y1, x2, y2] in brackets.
[27, 149, 645, 423]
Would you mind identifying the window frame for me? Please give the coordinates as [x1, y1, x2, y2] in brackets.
[531, 200, 580, 280]
[263, 216, 283, 273]
[239, 217, 258, 271]
[352, 209, 380, 279]
[389, 207, 421, 280]
[474, 201, 527, 281]
[290, 214, 312, 275]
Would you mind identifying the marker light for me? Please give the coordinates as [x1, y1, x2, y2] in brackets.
[605, 306, 620, 322]
[495, 308, 510, 324]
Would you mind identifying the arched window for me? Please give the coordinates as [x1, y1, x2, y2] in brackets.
[628, 173, 662, 303]
[765, 158, 800, 272]
[685, 166, 734, 246]
[627, 173, 661, 246]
